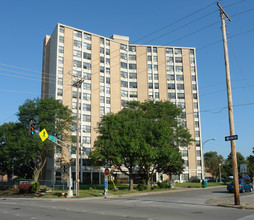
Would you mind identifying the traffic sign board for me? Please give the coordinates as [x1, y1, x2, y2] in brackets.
[49, 135, 57, 142]
[240, 164, 247, 173]
[39, 129, 48, 142]
[105, 168, 109, 175]
[225, 135, 238, 141]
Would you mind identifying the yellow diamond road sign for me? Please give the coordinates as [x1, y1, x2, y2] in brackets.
[39, 129, 48, 142]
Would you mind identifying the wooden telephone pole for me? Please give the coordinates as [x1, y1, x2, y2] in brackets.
[217, 1, 240, 205]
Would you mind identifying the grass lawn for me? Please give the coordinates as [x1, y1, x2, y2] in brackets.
[0, 181, 227, 199]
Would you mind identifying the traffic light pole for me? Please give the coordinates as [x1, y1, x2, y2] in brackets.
[217, 2, 240, 205]
[48, 138, 73, 197]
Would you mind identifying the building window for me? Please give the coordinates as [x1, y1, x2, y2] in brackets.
[73, 50, 82, 58]
[106, 49, 110, 55]
[59, 36, 64, 43]
[194, 112, 199, 118]
[106, 58, 110, 64]
[196, 140, 200, 147]
[193, 102, 198, 109]
[184, 160, 189, 167]
[59, 26, 64, 33]
[100, 96, 105, 103]
[166, 65, 174, 72]
[83, 136, 91, 144]
[106, 107, 111, 113]
[154, 74, 159, 80]
[130, 91, 138, 98]
[155, 92, 159, 99]
[153, 47, 157, 53]
[100, 66, 104, 73]
[74, 40, 82, 48]
[74, 30, 82, 38]
[100, 106, 105, 113]
[166, 56, 174, 63]
[182, 174, 189, 180]
[148, 64, 152, 70]
[59, 46, 64, 53]
[191, 66, 196, 73]
[121, 71, 128, 78]
[57, 77, 63, 85]
[167, 74, 175, 81]
[58, 67, 63, 75]
[166, 48, 173, 54]
[175, 57, 182, 63]
[106, 97, 111, 104]
[57, 89, 63, 96]
[129, 46, 136, 52]
[121, 100, 127, 107]
[83, 52, 91, 60]
[121, 53, 127, 60]
[147, 47, 152, 53]
[193, 93, 197, 99]
[148, 73, 153, 80]
[58, 57, 63, 64]
[129, 54, 136, 61]
[83, 93, 91, 101]
[83, 114, 91, 122]
[106, 68, 110, 74]
[83, 83, 91, 90]
[83, 125, 91, 133]
[153, 65, 158, 71]
[178, 102, 185, 108]
[168, 84, 175, 89]
[129, 82, 137, 88]
[83, 62, 91, 70]
[129, 73, 137, 79]
[175, 48, 182, 55]
[84, 42, 91, 50]
[177, 84, 184, 90]
[100, 47, 104, 54]
[195, 121, 199, 128]
[192, 84, 197, 90]
[106, 87, 110, 94]
[73, 70, 81, 77]
[177, 93, 185, 99]
[168, 93, 176, 99]
[190, 49, 195, 55]
[196, 150, 201, 157]
[83, 104, 91, 111]
[149, 83, 153, 89]
[84, 33, 91, 40]
[72, 102, 77, 109]
[121, 62, 127, 69]
[121, 90, 128, 97]
[153, 56, 158, 62]
[100, 56, 104, 63]
[73, 60, 81, 68]
[100, 38, 104, 45]
[195, 131, 200, 138]
[175, 66, 183, 72]
[129, 64, 137, 70]
[190, 57, 195, 64]
[83, 72, 91, 80]
[154, 83, 159, 89]
[176, 75, 184, 81]
[106, 77, 110, 84]
[181, 150, 188, 157]
[121, 81, 128, 88]
[100, 76, 105, 83]
[197, 160, 202, 166]
[192, 75, 196, 81]
[106, 39, 110, 46]
[120, 44, 127, 50]
[147, 55, 152, 62]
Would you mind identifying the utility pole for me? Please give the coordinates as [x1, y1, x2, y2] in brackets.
[217, 1, 240, 205]
[71, 71, 84, 196]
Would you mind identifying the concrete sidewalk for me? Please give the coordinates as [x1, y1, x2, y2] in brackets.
[206, 191, 254, 209]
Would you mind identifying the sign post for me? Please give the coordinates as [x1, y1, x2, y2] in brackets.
[104, 168, 109, 197]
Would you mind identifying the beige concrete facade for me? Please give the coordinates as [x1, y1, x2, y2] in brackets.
[42, 23, 202, 182]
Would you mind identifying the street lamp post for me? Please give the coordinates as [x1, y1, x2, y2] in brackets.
[219, 163, 222, 183]
[201, 138, 216, 180]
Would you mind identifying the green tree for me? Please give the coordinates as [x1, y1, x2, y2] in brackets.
[224, 152, 246, 177]
[204, 151, 224, 179]
[247, 148, 254, 178]
[90, 100, 192, 190]
[15, 98, 72, 181]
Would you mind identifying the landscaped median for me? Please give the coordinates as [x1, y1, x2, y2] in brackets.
[0, 182, 227, 199]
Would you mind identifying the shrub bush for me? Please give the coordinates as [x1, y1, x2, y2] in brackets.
[31, 182, 40, 193]
[157, 181, 171, 189]
[18, 183, 32, 194]
[189, 176, 200, 183]
[137, 183, 148, 191]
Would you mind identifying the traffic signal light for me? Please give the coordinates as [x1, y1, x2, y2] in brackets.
[29, 120, 36, 135]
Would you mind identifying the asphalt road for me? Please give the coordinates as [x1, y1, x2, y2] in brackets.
[1, 186, 254, 220]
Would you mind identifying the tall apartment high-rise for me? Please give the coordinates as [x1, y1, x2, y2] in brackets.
[42, 23, 203, 183]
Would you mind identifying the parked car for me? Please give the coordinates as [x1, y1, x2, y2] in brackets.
[227, 180, 253, 193]
[205, 177, 216, 182]
[239, 174, 251, 183]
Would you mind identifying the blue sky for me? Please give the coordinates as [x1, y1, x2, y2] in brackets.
[0, 0, 254, 159]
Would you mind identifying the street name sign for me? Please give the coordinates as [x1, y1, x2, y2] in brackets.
[49, 135, 57, 142]
[39, 129, 49, 142]
[225, 135, 238, 141]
